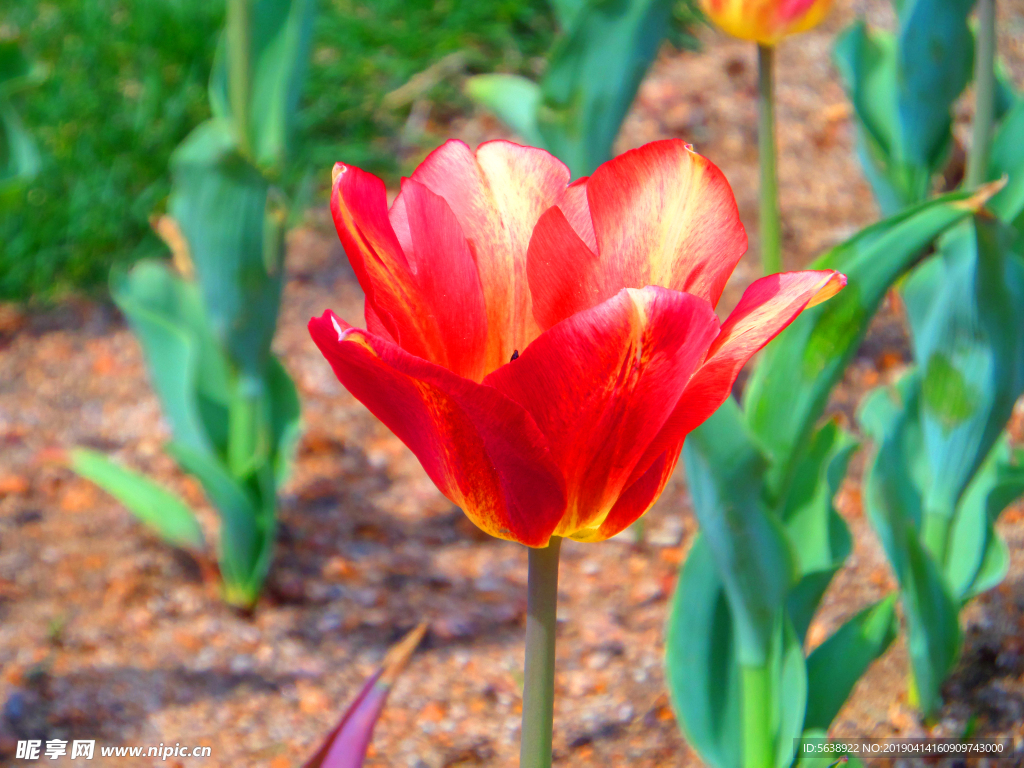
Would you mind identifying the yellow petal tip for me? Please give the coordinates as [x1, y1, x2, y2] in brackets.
[806, 272, 847, 308]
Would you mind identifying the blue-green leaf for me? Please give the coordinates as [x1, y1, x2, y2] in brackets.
[744, 190, 983, 501]
[683, 398, 795, 665]
[666, 535, 742, 768]
[859, 374, 961, 716]
[947, 438, 1024, 600]
[902, 217, 1024, 539]
[166, 439, 266, 603]
[780, 422, 857, 643]
[210, 0, 314, 172]
[537, 0, 674, 177]
[169, 120, 284, 380]
[834, 0, 974, 213]
[804, 595, 898, 732]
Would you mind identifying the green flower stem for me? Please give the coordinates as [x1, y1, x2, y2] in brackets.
[921, 512, 952, 567]
[758, 43, 782, 276]
[226, 0, 252, 156]
[966, 0, 996, 188]
[742, 662, 773, 768]
[520, 536, 562, 768]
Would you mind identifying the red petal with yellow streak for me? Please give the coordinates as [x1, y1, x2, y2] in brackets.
[309, 311, 566, 547]
[527, 139, 747, 332]
[331, 166, 489, 380]
[485, 286, 720, 541]
[623, 270, 846, 486]
[409, 139, 570, 368]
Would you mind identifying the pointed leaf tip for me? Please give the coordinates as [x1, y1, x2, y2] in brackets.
[303, 623, 428, 768]
[380, 622, 428, 686]
[955, 177, 1008, 213]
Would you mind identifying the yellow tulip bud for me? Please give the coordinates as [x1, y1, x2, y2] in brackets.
[700, 0, 833, 45]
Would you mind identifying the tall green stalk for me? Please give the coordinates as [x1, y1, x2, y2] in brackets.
[758, 43, 782, 275]
[520, 536, 562, 768]
[966, 0, 996, 188]
[226, 0, 251, 157]
[741, 662, 773, 768]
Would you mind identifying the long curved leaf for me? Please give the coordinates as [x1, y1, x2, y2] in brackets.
[743, 190, 992, 502]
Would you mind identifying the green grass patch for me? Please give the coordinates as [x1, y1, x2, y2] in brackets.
[0, 0, 554, 300]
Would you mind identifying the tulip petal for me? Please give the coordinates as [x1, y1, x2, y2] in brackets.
[485, 286, 720, 540]
[309, 311, 566, 546]
[625, 270, 847, 483]
[526, 207, 605, 331]
[528, 140, 747, 330]
[331, 166, 488, 380]
[389, 178, 489, 380]
[556, 177, 597, 251]
[330, 163, 417, 348]
[590, 140, 747, 306]
[303, 624, 427, 768]
[591, 450, 679, 542]
[409, 139, 570, 368]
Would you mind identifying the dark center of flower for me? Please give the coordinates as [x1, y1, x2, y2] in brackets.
[510, 349, 520, 362]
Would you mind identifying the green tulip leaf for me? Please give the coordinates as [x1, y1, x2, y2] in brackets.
[947, 439, 1024, 601]
[209, 0, 314, 172]
[267, 355, 302, 485]
[537, 0, 675, 177]
[902, 217, 1024, 540]
[804, 595, 898, 732]
[834, 0, 973, 213]
[666, 535, 742, 768]
[166, 439, 269, 605]
[683, 398, 795, 665]
[744, 190, 983, 502]
[859, 374, 961, 716]
[780, 421, 857, 643]
[465, 74, 543, 147]
[169, 120, 284, 380]
[69, 449, 204, 550]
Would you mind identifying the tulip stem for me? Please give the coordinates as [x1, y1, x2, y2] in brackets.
[520, 536, 562, 768]
[226, 0, 251, 157]
[758, 43, 782, 275]
[966, 0, 996, 188]
[742, 662, 773, 768]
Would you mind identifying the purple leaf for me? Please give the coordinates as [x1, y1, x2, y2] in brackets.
[303, 623, 427, 768]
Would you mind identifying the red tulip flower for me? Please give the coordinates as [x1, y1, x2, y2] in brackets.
[309, 139, 843, 548]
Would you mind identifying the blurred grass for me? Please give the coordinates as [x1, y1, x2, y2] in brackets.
[0, 0, 555, 300]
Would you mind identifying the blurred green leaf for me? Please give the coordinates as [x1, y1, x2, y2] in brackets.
[946, 439, 1023, 600]
[0, 40, 43, 193]
[538, 0, 674, 177]
[210, 0, 314, 172]
[682, 398, 795, 665]
[781, 422, 857, 643]
[111, 261, 217, 456]
[744, 190, 983, 502]
[666, 533, 807, 768]
[859, 375, 962, 716]
[267, 356, 302, 485]
[835, 0, 974, 214]
[804, 595, 898, 732]
[666, 535, 742, 768]
[69, 448, 204, 550]
[167, 439, 269, 605]
[169, 120, 283, 379]
[464, 74, 543, 145]
[902, 217, 1024, 548]
[988, 97, 1024, 231]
